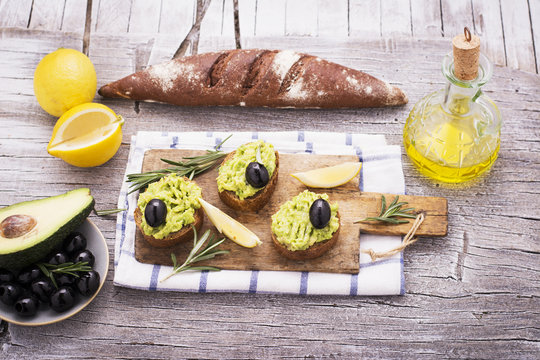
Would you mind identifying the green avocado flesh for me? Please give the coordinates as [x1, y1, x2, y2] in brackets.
[217, 140, 276, 200]
[271, 190, 339, 251]
[0, 188, 95, 270]
[137, 175, 202, 239]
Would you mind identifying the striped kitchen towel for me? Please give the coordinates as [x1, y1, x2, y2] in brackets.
[114, 131, 406, 295]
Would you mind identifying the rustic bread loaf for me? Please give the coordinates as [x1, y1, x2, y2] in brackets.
[271, 213, 341, 260]
[218, 150, 279, 211]
[134, 206, 204, 248]
[98, 49, 407, 108]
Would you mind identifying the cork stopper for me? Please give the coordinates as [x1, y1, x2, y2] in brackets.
[452, 27, 481, 80]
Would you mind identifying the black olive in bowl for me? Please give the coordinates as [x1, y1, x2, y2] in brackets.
[73, 249, 95, 267]
[63, 232, 87, 254]
[50, 286, 77, 313]
[76, 270, 101, 296]
[30, 278, 54, 303]
[0, 283, 25, 306]
[14, 296, 39, 317]
[16, 265, 42, 286]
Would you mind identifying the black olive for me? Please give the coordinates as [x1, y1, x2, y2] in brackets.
[31, 278, 54, 303]
[16, 265, 42, 285]
[55, 273, 76, 287]
[50, 286, 77, 313]
[245, 162, 269, 188]
[144, 199, 167, 227]
[0, 283, 24, 306]
[73, 249, 95, 267]
[0, 268, 15, 284]
[63, 232, 87, 254]
[309, 199, 331, 229]
[14, 296, 39, 317]
[76, 270, 101, 296]
[48, 251, 70, 265]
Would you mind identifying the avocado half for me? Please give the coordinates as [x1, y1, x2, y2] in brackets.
[0, 188, 95, 270]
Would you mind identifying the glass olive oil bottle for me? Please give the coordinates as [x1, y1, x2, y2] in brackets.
[403, 29, 501, 183]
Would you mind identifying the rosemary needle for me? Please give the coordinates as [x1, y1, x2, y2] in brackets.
[160, 227, 229, 282]
[126, 135, 232, 194]
[37, 261, 93, 289]
[355, 195, 417, 225]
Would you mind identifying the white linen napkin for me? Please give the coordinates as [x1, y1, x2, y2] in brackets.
[114, 131, 405, 295]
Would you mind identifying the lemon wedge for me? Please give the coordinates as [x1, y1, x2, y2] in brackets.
[199, 198, 262, 248]
[291, 162, 362, 188]
[47, 103, 124, 167]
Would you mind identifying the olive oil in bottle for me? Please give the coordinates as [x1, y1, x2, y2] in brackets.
[403, 28, 501, 183]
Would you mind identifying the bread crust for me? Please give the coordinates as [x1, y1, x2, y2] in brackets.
[218, 150, 279, 211]
[271, 212, 341, 260]
[98, 49, 407, 108]
[134, 207, 203, 248]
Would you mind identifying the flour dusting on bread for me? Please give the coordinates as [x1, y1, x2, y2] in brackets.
[148, 61, 196, 92]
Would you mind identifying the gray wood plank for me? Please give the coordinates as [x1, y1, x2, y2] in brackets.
[94, 0, 131, 33]
[530, 0, 540, 73]
[27, 0, 65, 31]
[0, 28, 539, 360]
[380, 0, 411, 36]
[410, 0, 441, 36]
[500, 0, 537, 73]
[285, 0, 318, 36]
[471, 0, 506, 67]
[349, 0, 380, 37]
[238, 0, 256, 37]
[440, 0, 473, 38]
[0, 0, 33, 28]
[317, 0, 348, 37]
[158, 0, 195, 35]
[128, 0, 161, 33]
[61, 0, 88, 33]
[255, 0, 286, 36]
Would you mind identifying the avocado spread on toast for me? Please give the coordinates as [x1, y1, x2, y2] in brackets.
[271, 190, 339, 251]
[137, 175, 202, 239]
[217, 140, 276, 200]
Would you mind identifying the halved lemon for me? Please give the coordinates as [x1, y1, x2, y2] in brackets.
[199, 198, 261, 248]
[291, 162, 362, 188]
[47, 103, 124, 167]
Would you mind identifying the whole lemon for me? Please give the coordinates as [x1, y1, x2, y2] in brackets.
[34, 48, 97, 117]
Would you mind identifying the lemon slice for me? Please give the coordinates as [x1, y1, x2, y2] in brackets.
[47, 103, 124, 167]
[199, 198, 262, 248]
[291, 162, 362, 188]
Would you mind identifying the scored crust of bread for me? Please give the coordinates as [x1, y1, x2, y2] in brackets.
[98, 49, 407, 108]
[271, 212, 341, 260]
[134, 207, 204, 248]
[218, 150, 279, 212]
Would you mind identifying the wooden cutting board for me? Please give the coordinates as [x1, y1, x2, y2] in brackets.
[134, 149, 447, 274]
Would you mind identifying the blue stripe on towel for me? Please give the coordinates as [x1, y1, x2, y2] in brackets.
[356, 148, 364, 192]
[297, 131, 304, 142]
[305, 142, 313, 154]
[171, 136, 178, 149]
[214, 137, 222, 148]
[400, 257, 405, 295]
[199, 270, 209, 293]
[349, 273, 358, 296]
[149, 265, 161, 291]
[118, 193, 130, 256]
[346, 133, 352, 146]
[249, 271, 259, 293]
[300, 271, 309, 295]
[206, 131, 213, 137]
[251, 132, 258, 140]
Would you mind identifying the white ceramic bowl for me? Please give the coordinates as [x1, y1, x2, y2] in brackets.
[0, 219, 109, 326]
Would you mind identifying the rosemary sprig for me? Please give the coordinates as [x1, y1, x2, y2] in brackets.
[355, 195, 417, 224]
[160, 227, 229, 282]
[37, 261, 93, 289]
[126, 135, 232, 194]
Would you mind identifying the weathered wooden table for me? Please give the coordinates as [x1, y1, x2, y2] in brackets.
[1, 1, 539, 358]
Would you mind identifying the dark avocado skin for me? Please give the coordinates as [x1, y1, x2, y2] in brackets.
[0, 194, 95, 271]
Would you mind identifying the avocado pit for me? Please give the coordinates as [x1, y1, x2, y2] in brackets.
[0, 215, 37, 239]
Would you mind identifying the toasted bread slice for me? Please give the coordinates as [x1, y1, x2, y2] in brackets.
[218, 150, 279, 211]
[134, 206, 204, 248]
[271, 212, 340, 260]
